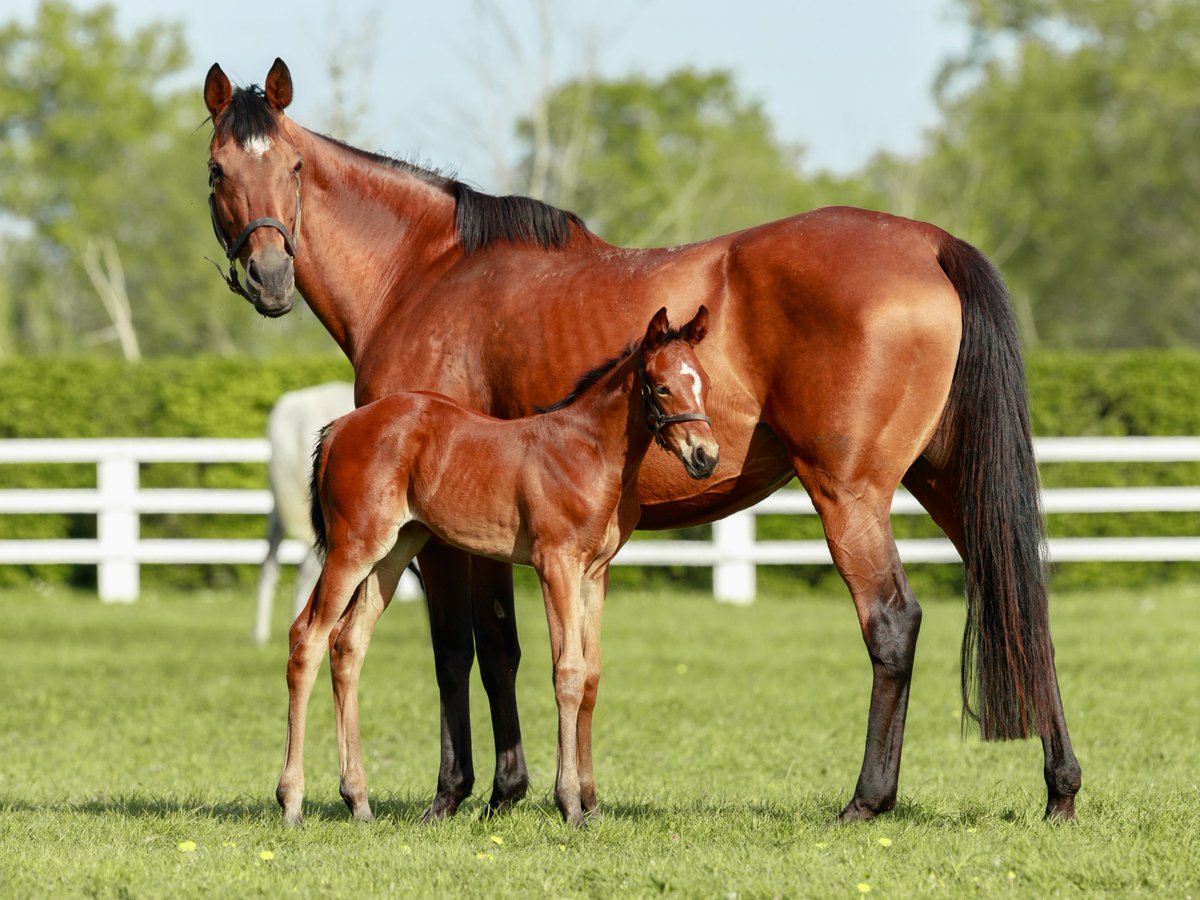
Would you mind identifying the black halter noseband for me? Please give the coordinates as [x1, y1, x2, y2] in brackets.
[638, 351, 713, 451]
[207, 170, 303, 302]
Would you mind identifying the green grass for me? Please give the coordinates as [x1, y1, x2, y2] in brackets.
[1, 580, 1198, 897]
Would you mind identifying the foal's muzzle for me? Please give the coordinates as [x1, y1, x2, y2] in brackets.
[683, 443, 719, 480]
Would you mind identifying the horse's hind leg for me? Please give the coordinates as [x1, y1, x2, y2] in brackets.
[277, 550, 372, 827]
[805, 476, 922, 822]
[329, 529, 426, 822]
[254, 509, 285, 646]
[903, 457, 1081, 820]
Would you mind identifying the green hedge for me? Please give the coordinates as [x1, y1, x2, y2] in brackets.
[1, 351, 1198, 593]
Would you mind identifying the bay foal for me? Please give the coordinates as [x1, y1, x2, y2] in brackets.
[277, 306, 717, 827]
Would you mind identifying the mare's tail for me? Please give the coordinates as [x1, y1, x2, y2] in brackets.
[937, 236, 1057, 741]
[308, 423, 333, 559]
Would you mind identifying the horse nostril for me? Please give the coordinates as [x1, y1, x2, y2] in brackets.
[247, 259, 262, 285]
[693, 446, 708, 468]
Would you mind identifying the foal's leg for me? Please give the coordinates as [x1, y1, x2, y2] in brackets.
[537, 559, 588, 827]
[417, 541, 477, 822]
[329, 537, 416, 822]
[903, 459, 1081, 820]
[276, 550, 372, 827]
[806, 477, 922, 822]
[471, 557, 530, 816]
[575, 568, 608, 817]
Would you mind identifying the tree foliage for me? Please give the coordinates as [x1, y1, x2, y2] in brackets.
[874, 0, 1200, 348]
[515, 69, 856, 248]
[0, 1, 334, 358]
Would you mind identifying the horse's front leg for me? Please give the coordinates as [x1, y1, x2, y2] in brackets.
[575, 567, 608, 818]
[416, 541, 477, 822]
[537, 559, 588, 827]
[471, 556, 529, 816]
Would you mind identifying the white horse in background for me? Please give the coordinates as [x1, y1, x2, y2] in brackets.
[254, 382, 422, 645]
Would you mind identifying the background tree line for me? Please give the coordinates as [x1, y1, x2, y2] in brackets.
[2, 0, 1198, 358]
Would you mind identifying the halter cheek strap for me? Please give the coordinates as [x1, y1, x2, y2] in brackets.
[638, 354, 713, 451]
[206, 171, 303, 302]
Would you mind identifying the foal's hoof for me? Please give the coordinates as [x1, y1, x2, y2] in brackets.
[281, 810, 303, 828]
[352, 807, 376, 824]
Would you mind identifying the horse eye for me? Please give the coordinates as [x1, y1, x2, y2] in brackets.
[293, 159, 303, 173]
[208, 164, 223, 184]
[656, 385, 670, 396]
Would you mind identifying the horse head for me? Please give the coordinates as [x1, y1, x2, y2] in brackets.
[204, 58, 302, 317]
[639, 305, 720, 479]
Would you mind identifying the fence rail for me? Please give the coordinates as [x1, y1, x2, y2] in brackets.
[2, 436, 1199, 603]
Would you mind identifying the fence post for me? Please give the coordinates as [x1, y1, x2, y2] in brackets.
[97, 451, 139, 602]
[712, 511, 755, 605]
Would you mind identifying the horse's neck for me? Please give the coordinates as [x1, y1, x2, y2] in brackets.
[554, 357, 653, 479]
[286, 125, 458, 361]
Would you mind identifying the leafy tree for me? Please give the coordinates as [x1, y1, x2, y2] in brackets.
[874, 0, 1200, 348]
[515, 69, 857, 247]
[0, 1, 334, 358]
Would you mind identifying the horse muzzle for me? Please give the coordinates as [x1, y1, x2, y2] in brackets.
[682, 442, 719, 480]
[245, 249, 295, 317]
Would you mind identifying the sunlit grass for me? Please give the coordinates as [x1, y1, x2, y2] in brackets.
[1, 580, 1198, 896]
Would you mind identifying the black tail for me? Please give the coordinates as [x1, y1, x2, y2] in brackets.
[308, 423, 332, 558]
[938, 236, 1057, 742]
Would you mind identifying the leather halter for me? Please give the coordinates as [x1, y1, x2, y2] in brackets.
[638, 351, 713, 451]
[207, 170, 302, 302]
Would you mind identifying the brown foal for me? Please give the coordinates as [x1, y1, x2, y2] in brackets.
[276, 306, 717, 827]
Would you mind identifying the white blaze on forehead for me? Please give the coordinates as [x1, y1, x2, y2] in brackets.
[680, 362, 703, 407]
[243, 135, 271, 159]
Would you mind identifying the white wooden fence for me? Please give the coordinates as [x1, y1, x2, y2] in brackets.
[2, 436, 1199, 603]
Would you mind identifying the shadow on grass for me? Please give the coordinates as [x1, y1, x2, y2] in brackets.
[0, 791, 1041, 831]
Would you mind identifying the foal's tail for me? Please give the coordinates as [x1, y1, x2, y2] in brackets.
[937, 236, 1057, 742]
[308, 423, 333, 559]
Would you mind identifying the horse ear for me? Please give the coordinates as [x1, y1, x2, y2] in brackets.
[683, 305, 709, 346]
[204, 63, 232, 120]
[265, 58, 293, 111]
[644, 306, 671, 349]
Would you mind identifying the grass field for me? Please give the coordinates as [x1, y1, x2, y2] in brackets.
[1, 579, 1198, 897]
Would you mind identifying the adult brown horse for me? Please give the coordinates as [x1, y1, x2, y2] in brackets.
[204, 58, 1080, 824]
[284, 307, 716, 827]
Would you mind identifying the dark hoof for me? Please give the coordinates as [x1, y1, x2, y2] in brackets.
[420, 796, 461, 824]
[1045, 796, 1078, 822]
[835, 797, 886, 824]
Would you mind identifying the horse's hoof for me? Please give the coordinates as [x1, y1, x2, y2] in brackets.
[420, 797, 460, 825]
[281, 810, 303, 828]
[352, 807, 376, 824]
[835, 799, 879, 824]
[1045, 796, 1078, 822]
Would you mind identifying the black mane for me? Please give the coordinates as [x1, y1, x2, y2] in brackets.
[537, 344, 637, 413]
[213, 84, 587, 253]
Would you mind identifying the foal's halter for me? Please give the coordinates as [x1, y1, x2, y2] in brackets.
[207, 170, 303, 302]
[638, 352, 713, 451]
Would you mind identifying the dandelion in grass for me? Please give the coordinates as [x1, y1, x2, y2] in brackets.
[815, 842, 828, 849]
[856, 883, 872, 894]
[490, 835, 504, 846]
[878, 837, 893, 847]
[259, 850, 275, 861]
[475, 851, 495, 862]
[177, 840, 197, 853]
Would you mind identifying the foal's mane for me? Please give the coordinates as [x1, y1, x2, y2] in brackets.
[537, 320, 692, 413]
[215, 85, 588, 253]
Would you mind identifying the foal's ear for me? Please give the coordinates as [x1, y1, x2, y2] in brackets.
[683, 305, 709, 346]
[265, 58, 294, 111]
[644, 306, 671, 349]
[204, 63, 232, 120]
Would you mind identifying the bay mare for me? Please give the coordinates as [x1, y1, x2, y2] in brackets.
[203, 58, 1080, 823]
[279, 307, 717, 827]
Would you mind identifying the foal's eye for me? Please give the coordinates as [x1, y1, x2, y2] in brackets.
[656, 385, 671, 397]
[208, 163, 223, 185]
